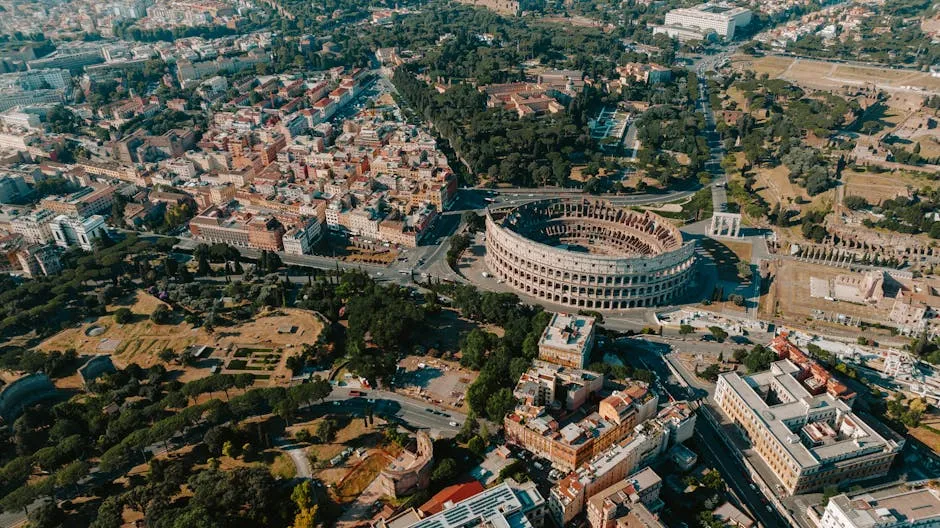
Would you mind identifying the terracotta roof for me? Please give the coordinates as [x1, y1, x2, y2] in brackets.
[418, 481, 485, 516]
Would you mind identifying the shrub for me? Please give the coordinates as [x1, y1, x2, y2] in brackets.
[113, 308, 133, 324]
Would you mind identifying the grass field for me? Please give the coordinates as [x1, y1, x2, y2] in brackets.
[770, 260, 893, 324]
[842, 170, 915, 205]
[333, 453, 392, 502]
[39, 292, 324, 385]
[751, 165, 811, 206]
[270, 453, 297, 479]
[734, 55, 940, 93]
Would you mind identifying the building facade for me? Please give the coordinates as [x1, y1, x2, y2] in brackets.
[538, 313, 596, 368]
[376, 431, 434, 499]
[374, 479, 547, 528]
[485, 199, 696, 310]
[11, 209, 56, 243]
[50, 214, 106, 251]
[818, 487, 940, 528]
[586, 468, 664, 528]
[659, 3, 752, 40]
[715, 361, 903, 495]
[549, 402, 695, 525]
[505, 382, 659, 472]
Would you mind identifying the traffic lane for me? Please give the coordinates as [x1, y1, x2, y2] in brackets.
[315, 397, 460, 433]
[325, 388, 465, 432]
[617, 336, 778, 525]
[696, 414, 787, 528]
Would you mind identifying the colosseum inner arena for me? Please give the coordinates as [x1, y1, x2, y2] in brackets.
[484, 199, 697, 310]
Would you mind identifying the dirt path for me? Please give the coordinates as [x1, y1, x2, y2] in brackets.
[335, 475, 383, 528]
[274, 438, 313, 479]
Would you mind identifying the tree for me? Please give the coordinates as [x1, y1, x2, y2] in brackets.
[467, 435, 486, 457]
[679, 324, 694, 335]
[485, 388, 516, 421]
[697, 364, 721, 382]
[151, 304, 170, 324]
[90, 496, 124, 528]
[291, 481, 317, 528]
[843, 196, 869, 210]
[708, 326, 728, 343]
[822, 485, 840, 506]
[315, 419, 338, 443]
[737, 260, 753, 281]
[431, 458, 458, 485]
[744, 345, 775, 373]
[197, 253, 210, 276]
[114, 307, 133, 324]
[701, 469, 725, 491]
[458, 412, 479, 442]
[158, 348, 176, 363]
[54, 460, 89, 493]
[27, 501, 65, 528]
[462, 211, 485, 233]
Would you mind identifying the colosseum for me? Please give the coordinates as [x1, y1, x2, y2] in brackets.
[484, 199, 696, 310]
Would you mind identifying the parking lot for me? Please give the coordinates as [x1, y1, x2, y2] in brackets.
[394, 356, 477, 411]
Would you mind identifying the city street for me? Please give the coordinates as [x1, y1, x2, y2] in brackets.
[614, 337, 788, 528]
[323, 387, 466, 437]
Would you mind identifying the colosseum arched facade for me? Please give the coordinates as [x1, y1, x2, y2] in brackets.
[484, 199, 696, 310]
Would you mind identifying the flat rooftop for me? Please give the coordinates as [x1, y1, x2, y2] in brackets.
[408, 480, 543, 528]
[719, 360, 898, 470]
[683, 3, 751, 16]
[539, 313, 595, 352]
[830, 488, 940, 528]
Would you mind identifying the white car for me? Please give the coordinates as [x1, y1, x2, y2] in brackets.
[449, 421, 458, 427]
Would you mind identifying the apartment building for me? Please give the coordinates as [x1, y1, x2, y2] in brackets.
[769, 335, 856, 404]
[10, 209, 56, 243]
[513, 361, 604, 412]
[0, 70, 72, 112]
[189, 206, 288, 252]
[818, 486, 940, 528]
[27, 47, 103, 71]
[188, 207, 252, 248]
[586, 468, 664, 528]
[247, 216, 284, 251]
[538, 313, 596, 369]
[505, 381, 658, 472]
[715, 360, 903, 495]
[282, 219, 322, 255]
[0, 175, 31, 204]
[550, 402, 695, 524]
[15, 244, 62, 277]
[39, 183, 116, 218]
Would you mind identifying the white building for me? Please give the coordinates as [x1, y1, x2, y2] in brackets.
[656, 3, 752, 41]
[50, 214, 106, 251]
[11, 209, 57, 244]
[282, 219, 323, 255]
[818, 487, 940, 528]
[538, 313, 596, 369]
[715, 360, 903, 495]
